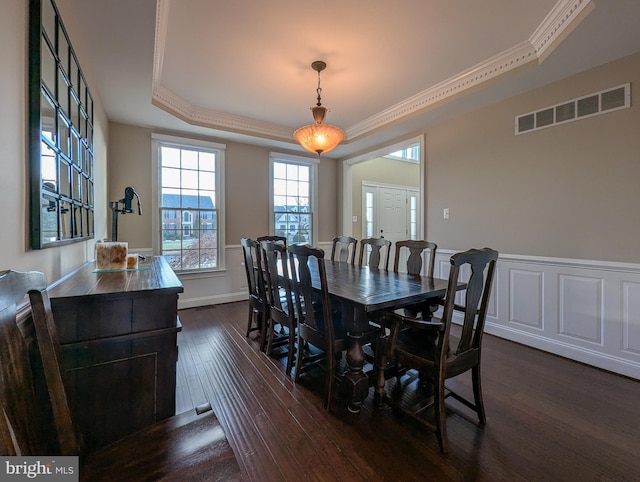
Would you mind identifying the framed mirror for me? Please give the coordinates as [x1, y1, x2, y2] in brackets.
[29, 0, 94, 249]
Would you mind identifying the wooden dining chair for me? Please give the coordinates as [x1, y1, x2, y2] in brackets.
[0, 269, 242, 480]
[377, 248, 498, 453]
[257, 235, 287, 246]
[393, 240, 439, 319]
[260, 240, 297, 375]
[287, 244, 350, 411]
[241, 237, 269, 350]
[358, 237, 392, 270]
[393, 239, 438, 276]
[331, 236, 357, 264]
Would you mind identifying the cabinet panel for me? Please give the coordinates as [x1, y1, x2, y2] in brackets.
[49, 257, 183, 451]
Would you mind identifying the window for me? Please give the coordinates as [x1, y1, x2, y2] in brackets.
[270, 153, 318, 246]
[385, 143, 420, 162]
[408, 194, 418, 240]
[364, 191, 374, 238]
[152, 134, 225, 272]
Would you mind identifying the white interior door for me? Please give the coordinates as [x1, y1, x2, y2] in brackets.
[379, 186, 407, 244]
[362, 183, 420, 271]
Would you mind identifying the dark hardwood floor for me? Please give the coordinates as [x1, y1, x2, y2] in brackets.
[175, 301, 640, 481]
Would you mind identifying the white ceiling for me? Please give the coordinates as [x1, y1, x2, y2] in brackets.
[58, 0, 640, 159]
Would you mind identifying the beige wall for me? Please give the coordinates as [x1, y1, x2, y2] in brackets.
[0, 0, 109, 283]
[6, 0, 638, 288]
[350, 157, 420, 237]
[425, 52, 640, 262]
[109, 123, 340, 250]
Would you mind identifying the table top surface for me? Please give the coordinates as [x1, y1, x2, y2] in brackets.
[313, 260, 453, 312]
[48, 256, 184, 299]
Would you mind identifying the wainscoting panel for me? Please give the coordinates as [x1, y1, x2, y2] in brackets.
[435, 250, 640, 380]
[509, 269, 544, 330]
[622, 281, 640, 355]
[558, 274, 603, 344]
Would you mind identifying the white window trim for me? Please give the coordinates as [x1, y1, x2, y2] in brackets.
[269, 152, 318, 245]
[151, 133, 226, 271]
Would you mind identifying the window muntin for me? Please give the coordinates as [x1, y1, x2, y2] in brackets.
[158, 141, 223, 272]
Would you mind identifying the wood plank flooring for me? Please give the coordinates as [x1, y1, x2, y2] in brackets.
[175, 301, 640, 481]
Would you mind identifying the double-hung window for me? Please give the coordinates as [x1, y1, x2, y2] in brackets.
[152, 134, 225, 272]
[269, 153, 317, 245]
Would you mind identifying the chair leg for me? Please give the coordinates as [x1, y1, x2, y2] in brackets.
[285, 326, 295, 377]
[434, 375, 448, 454]
[259, 312, 268, 352]
[294, 334, 304, 383]
[245, 306, 253, 337]
[472, 365, 486, 424]
[324, 348, 334, 411]
[264, 318, 275, 354]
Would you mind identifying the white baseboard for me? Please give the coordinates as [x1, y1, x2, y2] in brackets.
[178, 291, 246, 310]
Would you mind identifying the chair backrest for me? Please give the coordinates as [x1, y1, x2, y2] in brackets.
[393, 240, 437, 276]
[260, 240, 293, 317]
[0, 269, 79, 456]
[241, 237, 267, 306]
[438, 248, 498, 359]
[358, 237, 392, 270]
[257, 235, 287, 247]
[287, 245, 334, 347]
[331, 236, 357, 264]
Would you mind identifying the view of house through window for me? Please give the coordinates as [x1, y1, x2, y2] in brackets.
[158, 141, 222, 271]
[272, 159, 313, 245]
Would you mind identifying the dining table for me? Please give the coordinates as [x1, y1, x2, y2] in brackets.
[306, 259, 462, 413]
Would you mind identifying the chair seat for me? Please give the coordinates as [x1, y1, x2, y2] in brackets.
[395, 327, 440, 359]
[81, 407, 242, 481]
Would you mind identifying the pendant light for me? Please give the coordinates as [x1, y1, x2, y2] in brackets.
[293, 61, 345, 156]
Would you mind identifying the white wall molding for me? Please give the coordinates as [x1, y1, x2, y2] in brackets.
[436, 249, 640, 380]
[151, 85, 294, 141]
[178, 291, 246, 310]
[530, 0, 594, 61]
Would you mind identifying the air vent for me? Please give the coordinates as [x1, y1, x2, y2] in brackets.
[515, 83, 631, 135]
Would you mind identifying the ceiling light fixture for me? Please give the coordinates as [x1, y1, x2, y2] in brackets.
[293, 61, 345, 156]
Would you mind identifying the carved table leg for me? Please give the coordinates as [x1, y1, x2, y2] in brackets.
[374, 330, 388, 408]
[341, 303, 369, 413]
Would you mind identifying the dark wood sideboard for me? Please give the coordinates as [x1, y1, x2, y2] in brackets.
[47, 256, 183, 452]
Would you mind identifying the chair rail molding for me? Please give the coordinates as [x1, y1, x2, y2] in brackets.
[434, 249, 640, 380]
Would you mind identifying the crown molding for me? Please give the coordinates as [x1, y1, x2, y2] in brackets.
[530, 0, 595, 61]
[152, 0, 594, 145]
[348, 0, 594, 140]
[346, 40, 538, 140]
[152, 0, 294, 141]
[151, 85, 294, 141]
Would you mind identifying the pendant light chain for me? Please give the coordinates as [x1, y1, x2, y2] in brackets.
[316, 69, 323, 107]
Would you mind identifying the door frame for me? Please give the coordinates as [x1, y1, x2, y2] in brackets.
[341, 134, 425, 239]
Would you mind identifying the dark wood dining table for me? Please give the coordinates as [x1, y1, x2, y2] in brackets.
[308, 259, 459, 413]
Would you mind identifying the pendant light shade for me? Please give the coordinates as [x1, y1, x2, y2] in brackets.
[293, 61, 345, 156]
